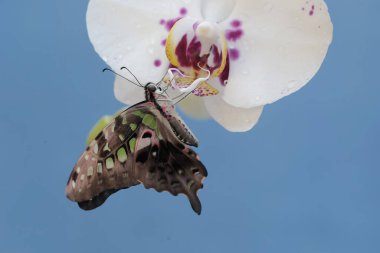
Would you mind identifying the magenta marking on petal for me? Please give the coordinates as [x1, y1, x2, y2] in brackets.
[219, 54, 230, 86]
[179, 7, 187, 16]
[159, 19, 165, 25]
[154, 59, 162, 67]
[161, 39, 167, 46]
[212, 45, 221, 65]
[229, 48, 240, 61]
[231, 20, 242, 28]
[175, 35, 191, 67]
[188, 37, 201, 58]
[226, 29, 244, 42]
[187, 36, 203, 69]
[208, 45, 223, 75]
[207, 45, 222, 75]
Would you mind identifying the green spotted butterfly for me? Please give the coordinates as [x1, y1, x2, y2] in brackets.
[65, 81, 207, 214]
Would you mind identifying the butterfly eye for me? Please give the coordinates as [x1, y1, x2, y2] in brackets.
[146, 83, 157, 92]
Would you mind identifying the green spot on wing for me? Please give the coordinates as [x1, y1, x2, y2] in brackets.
[130, 123, 137, 131]
[86, 115, 113, 145]
[132, 110, 145, 118]
[129, 138, 136, 153]
[142, 114, 157, 130]
[106, 157, 114, 169]
[117, 147, 128, 163]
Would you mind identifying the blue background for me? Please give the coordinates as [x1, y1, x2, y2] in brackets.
[0, 1, 379, 252]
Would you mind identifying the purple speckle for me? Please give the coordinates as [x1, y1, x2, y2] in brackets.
[154, 59, 162, 67]
[226, 29, 244, 42]
[192, 21, 200, 31]
[161, 39, 167, 46]
[231, 20, 242, 28]
[179, 7, 187, 16]
[229, 48, 240, 61]
[309, 4, 315, 15]
[165, 17, 181, 31]
[159, 8, 187, 32]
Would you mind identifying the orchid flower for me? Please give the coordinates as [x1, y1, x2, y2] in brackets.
[86, 0, 333, 132]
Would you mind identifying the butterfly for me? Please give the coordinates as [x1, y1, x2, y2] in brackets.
[65, 71, 208, 215]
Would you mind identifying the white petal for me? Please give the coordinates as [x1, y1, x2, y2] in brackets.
[178, 94, 210, 119]
[219, 0, 333, 108]
[87, 0, 202, 84]
[114, 76, 144, 105]
[201, 0, 237, 23]
[204, 94, 264, 132]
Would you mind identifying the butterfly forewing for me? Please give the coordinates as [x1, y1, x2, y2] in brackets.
[65, 103, 149, 208]
[66, 101, 207, 214]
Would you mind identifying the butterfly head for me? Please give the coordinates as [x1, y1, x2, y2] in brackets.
[144, 82, 167, 102]
[145, 82, 158, 93]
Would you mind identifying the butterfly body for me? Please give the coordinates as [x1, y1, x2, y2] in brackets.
[66, 84, 207, 214]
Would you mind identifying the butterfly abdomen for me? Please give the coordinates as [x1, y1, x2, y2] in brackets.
[160, 103, 199, 147]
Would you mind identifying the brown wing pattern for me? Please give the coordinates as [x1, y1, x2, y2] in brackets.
[66, 102, 207, 214]
[134, 111, 207, 214]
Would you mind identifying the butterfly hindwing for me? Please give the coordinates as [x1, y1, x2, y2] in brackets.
[66, 101, 207, 214]
[133, 108, 207, 214]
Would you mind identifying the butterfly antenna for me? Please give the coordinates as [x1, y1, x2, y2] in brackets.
[155, 69, 179, 100]
[155, 70, 169, 87]
[162, 73, 178, 94]
[120, 66, 143, 87]
[102, 68, 143, 88]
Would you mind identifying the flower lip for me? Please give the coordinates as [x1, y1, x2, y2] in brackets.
[87, 0, 333, 131]
[166, 17, 228, 80]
